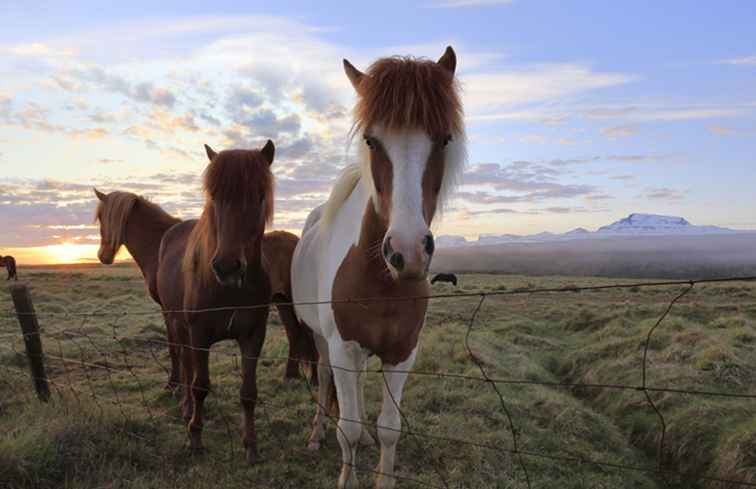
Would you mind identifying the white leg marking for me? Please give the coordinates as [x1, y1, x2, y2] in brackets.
[331, 341, 367, 489]
[308, 334, 332, 450]
[376, 348, 417, 489]
[357, 356, 376, 447]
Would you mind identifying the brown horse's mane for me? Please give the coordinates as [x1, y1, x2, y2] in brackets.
[352, 56, 463, 139]
[95, 191, 175, 249]
[182, 149, 274, 287]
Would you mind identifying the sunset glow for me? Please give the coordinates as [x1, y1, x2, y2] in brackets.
[3, 243, 132, 266]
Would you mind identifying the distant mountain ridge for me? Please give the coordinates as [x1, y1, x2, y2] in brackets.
[437, 213, 747, 248]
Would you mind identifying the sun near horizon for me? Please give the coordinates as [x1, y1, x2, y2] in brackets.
[3, 242, 133, 266]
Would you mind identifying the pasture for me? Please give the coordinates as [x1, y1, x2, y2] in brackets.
[1, 264, 755, 488]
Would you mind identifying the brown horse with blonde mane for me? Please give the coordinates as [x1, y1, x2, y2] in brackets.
[0, 255, 18, 281]
[157, 140, 278, 463]
[93, 190, 316, 389]
[94, 190, 182, 387]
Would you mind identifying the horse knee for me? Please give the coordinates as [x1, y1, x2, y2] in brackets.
[377, 412, 401, 449]
[337, 418, 363, 451]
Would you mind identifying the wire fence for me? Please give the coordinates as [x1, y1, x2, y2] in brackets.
[2, 275, 756, 488]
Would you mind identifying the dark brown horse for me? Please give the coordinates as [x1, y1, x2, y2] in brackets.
[93, 191, 316, 388]
[0, 255, 18, 281]
[157, 141, 277, 463]
[431, 272, 457, 286]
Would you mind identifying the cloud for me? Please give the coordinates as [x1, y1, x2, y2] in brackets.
[644, 187, 686, 201]
[464, 64, 635, 117]
[601, 125, 637, 138]
[430, 0, 514, 7]
[5, 42, 77, 58]
[586, 105, 745, 122]
[64, 66, 177, 108]
[719, 56, 756, 66]
[708, 124, 734, 136]
[460, 162, 597, 204]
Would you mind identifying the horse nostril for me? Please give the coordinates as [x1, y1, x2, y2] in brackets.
[383, 237, 393, 258]
[212, 258, 243, 277]
[389, 252, 405, 271]
[211, 258, 223, 275]
[423, 234, 435, 256]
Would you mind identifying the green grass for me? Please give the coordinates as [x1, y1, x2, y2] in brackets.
[1, 266, 755, 488]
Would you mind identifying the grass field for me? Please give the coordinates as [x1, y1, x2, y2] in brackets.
[1, 264, 755, 489]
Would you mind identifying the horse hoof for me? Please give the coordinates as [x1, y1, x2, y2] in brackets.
[245, 446, 259, 465]
[338, 466, 359, 489]
[375, 475, 396, 489]
[188, 444, 206, 455]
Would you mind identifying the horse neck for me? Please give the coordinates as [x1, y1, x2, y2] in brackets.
[352, 202, 393, 283]
[123, 203, 177, 279]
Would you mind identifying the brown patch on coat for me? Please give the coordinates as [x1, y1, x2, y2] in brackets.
[332, 203, 429, 365]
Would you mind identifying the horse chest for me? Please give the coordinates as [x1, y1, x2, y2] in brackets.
[331, 248, 429, 365]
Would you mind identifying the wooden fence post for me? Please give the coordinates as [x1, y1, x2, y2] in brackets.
[9, 284, 50, 402]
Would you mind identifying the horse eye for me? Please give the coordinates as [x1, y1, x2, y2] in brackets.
[364, 136, 374, 149]
[443, 135, 452, 147]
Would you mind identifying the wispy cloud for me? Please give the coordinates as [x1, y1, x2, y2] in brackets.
[719, 55, 756, 66]
[601, 125, 637, 138]
[430, 0, 514, 8]
[644, 187, 687, 201]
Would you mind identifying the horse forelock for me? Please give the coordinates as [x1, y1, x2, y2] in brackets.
[352, 56, 463, 138]
[95, 192, 138, 248]
[202, 149, 274, 224]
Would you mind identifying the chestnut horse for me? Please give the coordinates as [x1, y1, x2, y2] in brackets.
[93, 190, 182, 388]
[0, 255, 17, 281]
[93, 191, 316, 387]
[157, 141, 277, 463]
[292, 47, 465, 488]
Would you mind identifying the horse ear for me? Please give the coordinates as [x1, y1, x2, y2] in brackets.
[94, 188, 107, 201]
[437, 46, 457, 75]
[261, 139, 275, 166]
[343, 59, 365, 92]
[204, 144, 217, 161]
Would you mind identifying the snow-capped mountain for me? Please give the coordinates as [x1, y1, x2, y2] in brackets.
[596, 213, 734, 235]
[436, 213, 746, 248]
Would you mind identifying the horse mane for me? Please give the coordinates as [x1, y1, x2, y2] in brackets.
[182, 149, 274, 286]
[95, 191, 177, 248]
[321, 164, 363, 227]
[323, 55, 466, 228]
[352, 56, 464, 139]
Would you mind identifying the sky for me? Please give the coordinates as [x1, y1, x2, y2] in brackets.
[1, 0, 755, 264]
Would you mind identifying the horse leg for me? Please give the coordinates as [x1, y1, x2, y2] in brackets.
[177, 327, 194, 423]
[307, 333, 332, 450]
[164, 317, 180, 393]
[276, 302, 303, 381]
[357, 357, 375, 447]
[187, 334, 210, 453]
[332, 341, 366, 489]
[239, 324, 266, 464]
[375, 348, 417, 489]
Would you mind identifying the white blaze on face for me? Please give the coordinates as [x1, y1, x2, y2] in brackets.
[372, 126, 434, 279]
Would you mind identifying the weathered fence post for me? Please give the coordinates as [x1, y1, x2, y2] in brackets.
[9, 284, 50, 402]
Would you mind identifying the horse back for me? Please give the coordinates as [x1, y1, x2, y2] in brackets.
[157, 220, 196, 312]
[262, 231, 298, 299]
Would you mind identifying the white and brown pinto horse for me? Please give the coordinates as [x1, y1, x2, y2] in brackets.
[292, 47, 465, 488]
